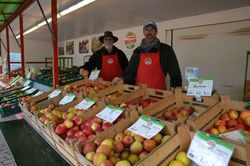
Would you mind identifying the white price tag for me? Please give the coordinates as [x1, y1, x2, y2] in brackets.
[127, 115, 165, 139]
[26, 72, 31, 79]
[21, 85, 31, 91]
[59, 93, 76, 105]
[74, 98, 96, 110]
[89, 69, 100, 80]
[33, 91, 44, 97]
[187, 78, 213, 97]
[25, 88, 37, 94]
[23, 80, 31, 87]
[96, 105, 124, 123]
[185, 67, 199, 81]
[48, 89, 62, 98]
[219, 130, 250, 143]
[187, 131, 234, 166]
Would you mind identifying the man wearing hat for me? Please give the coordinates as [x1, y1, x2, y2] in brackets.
[79, 31, 128, 81]
[113, 21, 182, 90]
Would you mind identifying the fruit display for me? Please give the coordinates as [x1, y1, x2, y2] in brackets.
[160, 106, 195, 122]
[168, 151, 191, 166]
[206, 109, 250, 135]
[119, 98, 158, 110]
[69, 82, 110, 94]
[81, 130, 171, 166]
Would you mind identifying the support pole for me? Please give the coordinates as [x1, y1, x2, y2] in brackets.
[20, 14, 25, 78]
[51, 0, 58, 87]
[6, 27, 10, 78]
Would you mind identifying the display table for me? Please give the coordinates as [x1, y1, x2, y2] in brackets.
[0, 119, 69, 166]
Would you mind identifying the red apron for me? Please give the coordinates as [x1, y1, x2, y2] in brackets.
[136, 50, 166, 90]
[99, 51, 123, 81]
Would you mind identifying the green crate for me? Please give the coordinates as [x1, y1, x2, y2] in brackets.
[0, 104, 21, 117]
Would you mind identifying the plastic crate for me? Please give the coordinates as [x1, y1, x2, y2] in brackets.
[0, 103, 21, 117]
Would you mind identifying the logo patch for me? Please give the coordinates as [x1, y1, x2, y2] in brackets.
[107, 58, 114, 64]
[145, 58, 152, 65]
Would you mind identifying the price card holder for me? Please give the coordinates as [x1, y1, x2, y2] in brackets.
[74, 98, 96, 110]
[23, 80, 31, 87]
[33, 91, 44, 97]
[59, 93, 76, 105]
[187, 78, 213, 97]
[127, 115, 165, 139]
[187, 131, 234, 166]
[89, 69, 100, 80]
[21, 85, 31, 91]
[25, 88, 37, 94]
[185, 67, 199, 81]
[48, 89, 62, 98]
[96, 105, 124, 123]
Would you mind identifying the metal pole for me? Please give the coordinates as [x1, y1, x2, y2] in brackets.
[6, 27, 10, 78]
[36, 0, 56, 42]
[20, 14, 25, 78]
[52, 0, 58, 87]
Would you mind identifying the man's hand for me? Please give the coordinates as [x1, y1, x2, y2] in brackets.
[79, 68, 89, 78]
[112, 77, 124, 84]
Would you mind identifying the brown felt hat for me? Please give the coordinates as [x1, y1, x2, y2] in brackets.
[99, 31, 118, 43]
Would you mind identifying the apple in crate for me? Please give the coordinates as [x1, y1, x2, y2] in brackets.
[73, 115, 83, 125]
[64, 118, 74, 128]
[55, 124, 68, 135]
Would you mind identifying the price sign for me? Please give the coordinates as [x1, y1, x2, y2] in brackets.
[33, 91, 44, 97]
[187, 78, 213, 97]
[23, 80, 31, 87]
[187, 131, 234, 166]
[127, 115, 165, 139]
[74, 98, 96, 110]
[48, 89, 62, 98]
[96, 105, 124, 123]
[219, 130, 250, 143]
[89, 69, 100, 80]
[185, 67, 199, 81]
[21, 85, 31, 91]
[26, 72, 31, 79]
[25, 88, 37, 94]
[59, 93, 76, 105]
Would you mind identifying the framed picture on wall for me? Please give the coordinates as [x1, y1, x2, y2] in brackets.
[91, 36, 103, 53]
[66, 41, 74, 55]
[58, 42, 64, 55]
[79, 39, 89, 53]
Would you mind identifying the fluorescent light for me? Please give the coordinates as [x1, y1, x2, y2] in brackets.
[16, 0, 96, 39]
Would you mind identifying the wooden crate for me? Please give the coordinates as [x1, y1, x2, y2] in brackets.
[140, 88, 219, 131]
[73, 111, 181, 166]
[199, 96, 250, 166]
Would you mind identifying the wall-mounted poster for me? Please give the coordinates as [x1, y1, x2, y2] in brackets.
[66, 41, 74, 55]
[124, 31, 137, 49]
[91, 36, 103, 53]
[58, 42, 64, 55]
[79, 39, 89, 53]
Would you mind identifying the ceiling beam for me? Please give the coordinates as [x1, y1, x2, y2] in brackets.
[0, 0, 35, 32]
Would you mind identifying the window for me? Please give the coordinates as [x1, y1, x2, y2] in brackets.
[10, 52, 21, 70]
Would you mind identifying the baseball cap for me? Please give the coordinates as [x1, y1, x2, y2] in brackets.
[143, 20, 157, 31]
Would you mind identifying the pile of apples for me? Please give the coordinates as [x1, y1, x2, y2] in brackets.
[107, 92, 124, 101]
[19, 96, 32, 105]
[161, 106, 195, 122]
[125, 98, 157, 109]
[67, 82, 109, 94]
[207, 109, 250, 135]
[168, 151, 190, 166]
[82, 131, 171, 166]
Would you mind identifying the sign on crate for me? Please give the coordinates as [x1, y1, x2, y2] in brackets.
[127, 115, 165, 139]
[187, 78, 213, 97]
[48, 89, 61, 98]
[89, 69, 100, 80]
[187, 131, 234, 166]
[59, 93, 76, 105]
[96, 105, 124, 123]
[74, 98, 96, 110]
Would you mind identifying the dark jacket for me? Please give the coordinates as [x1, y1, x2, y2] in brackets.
[122, 43, 182, 87]
[79, 46, 128, 74]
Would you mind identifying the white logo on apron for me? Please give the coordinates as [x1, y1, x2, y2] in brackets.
[145, 58, 152, 65]
[107, 58, 114, 64]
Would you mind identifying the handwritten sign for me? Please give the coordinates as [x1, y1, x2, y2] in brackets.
[187, 78, 213, 96]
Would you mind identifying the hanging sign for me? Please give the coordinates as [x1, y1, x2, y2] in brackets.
[187, 131, 234, 166]
[59, 93, 76, 105]
[187, 78, 213, 97]
[74, 98, 96, 110]
[127, 115, 165, 139]
[48, 89, 62, 98]
[96, 105, 124, 123]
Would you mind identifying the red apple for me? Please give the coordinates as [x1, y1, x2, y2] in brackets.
[214, 120, 226, 127]
[100, 160, 113, 166]
[91, 122, 101, 132]
[228, 109, 239, 120]
[74, 131, 84, 138]
[219, 113, 230, 121]
[114, 133, 126, 141]
[55, 124, 68, 135]
[114, 141, 125, 153]
[122, 136, 134, 147]
[93, 153, 107, 166]
[82, 126, 94, 136]
[78, 135, 88, 143]
[102, 122, 113, 130]
[93, 117, 103, 124]
[227, 119, 238, 128]
[94, 138, 103, 146]
[73, 116, 83, 125]
[143, 139, 157, 152]
[83, 142, 97, 155]
[64, 119, 74, 128]
[96, 145, 112, 157]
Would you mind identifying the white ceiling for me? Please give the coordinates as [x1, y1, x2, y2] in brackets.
[8, 0, 250, 42]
